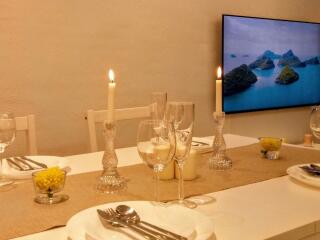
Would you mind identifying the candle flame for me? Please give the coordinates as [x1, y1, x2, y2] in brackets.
[217, 66, 222, 79]
[108, 69, 115, 82]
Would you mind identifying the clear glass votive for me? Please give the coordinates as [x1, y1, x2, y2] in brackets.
[32, 167, 69, 204]
[259, 137, 282, 160]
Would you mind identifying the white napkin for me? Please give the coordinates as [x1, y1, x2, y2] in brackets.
[192, 137, 213, 153]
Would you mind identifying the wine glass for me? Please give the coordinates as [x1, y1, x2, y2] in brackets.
[0, 112, 16, 187]
[310, 106, 320, 141]
[165, 102, 195, 208]
[151, 92, 167, 121]
[137, 119, 175, 203]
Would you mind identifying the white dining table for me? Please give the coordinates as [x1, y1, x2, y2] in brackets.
[11, 134, 320, 240]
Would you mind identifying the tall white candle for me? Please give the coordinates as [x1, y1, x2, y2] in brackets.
[216, 66, 222, 112]
[107, 69, 116, 123]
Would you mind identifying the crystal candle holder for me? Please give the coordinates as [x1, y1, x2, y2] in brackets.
[96, 121, 127, 193]
[209, 112, 232, 170]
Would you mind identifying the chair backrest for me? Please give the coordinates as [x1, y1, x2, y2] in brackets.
[86, 106, 152, 152]
[15, 114, 38, 155]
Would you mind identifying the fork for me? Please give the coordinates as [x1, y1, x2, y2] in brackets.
[108, 208, 174, 240]
[6, 158, 28, 171]
[13, 157, 36, 170]
[19, 156, 47, 168]
[97, 209, 158, 240]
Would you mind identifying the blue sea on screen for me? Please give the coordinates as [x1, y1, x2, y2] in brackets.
[223, 55, 320, 112]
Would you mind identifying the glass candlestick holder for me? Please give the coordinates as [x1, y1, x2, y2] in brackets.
[209, 112, 232, 170]
[96, 121, 127, 193]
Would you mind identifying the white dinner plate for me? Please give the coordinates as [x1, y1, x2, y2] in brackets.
[0, 156, 70, 179]
[287, 164, 320, 187]
[66, 201, 215, 240]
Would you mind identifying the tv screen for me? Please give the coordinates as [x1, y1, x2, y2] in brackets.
[222, 15, 320, 113]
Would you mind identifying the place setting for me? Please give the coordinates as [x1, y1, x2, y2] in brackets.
[1, 155, 70, 180]
[66, 201, 215, 240]
[287, 163, 320, 188]
[0, 112, 71, 188]
[286, 106, 320, 188]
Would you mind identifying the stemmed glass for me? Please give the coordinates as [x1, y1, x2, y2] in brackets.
[137, 119, 175, 203]
[0, 112, 16, 187]
[310, 106, 320, 141]
[165, 102, 195, 208]
[151, 92, 167, 121]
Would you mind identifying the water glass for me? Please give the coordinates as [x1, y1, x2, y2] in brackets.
[0, 112, 16, 187]
[165, 102, 195, 208]
[0, 112, 16, 153]
[137, 120, 175, 203]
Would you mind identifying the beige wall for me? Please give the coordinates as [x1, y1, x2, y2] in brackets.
[1, 0, 319, 156]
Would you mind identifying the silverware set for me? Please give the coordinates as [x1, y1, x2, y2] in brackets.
[97, 204, 187, 240]
[300, 164, 320, 176]
[5, 156, 47, 171]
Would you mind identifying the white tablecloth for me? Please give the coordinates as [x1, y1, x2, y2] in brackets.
[12, 134, 320, 240]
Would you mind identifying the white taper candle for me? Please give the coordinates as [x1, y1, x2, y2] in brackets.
[216, 66, 222, 112]
[107, 69, 116, 123]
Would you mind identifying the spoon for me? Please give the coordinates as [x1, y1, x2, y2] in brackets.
[116, 205, 188, 240]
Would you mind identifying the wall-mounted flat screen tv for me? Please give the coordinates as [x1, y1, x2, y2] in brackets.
[222, 14, 320, 113]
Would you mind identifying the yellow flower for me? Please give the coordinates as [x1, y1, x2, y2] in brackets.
[260, 137, 282, 151]
[34, 167, 65, 193]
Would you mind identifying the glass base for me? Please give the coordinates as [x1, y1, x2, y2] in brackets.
[96, 174, 127, 194]
[169, 199, 197, 209]
[186, 195, 216, 205]
[0, 179, 13, 187]
[264, 150, 280, 160]
[34, 194, 69, 204]
[0, 179, 14, 190]
[150, 201, 169, 207]
[209, 156, 232, 170]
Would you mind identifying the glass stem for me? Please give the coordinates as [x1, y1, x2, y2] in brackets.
[0, 146, 5, 153]
[48, 191, 53, 199]
[153, 169, 160, 202]
[177, 161, 184, 203]
[102, 122, 118, 176]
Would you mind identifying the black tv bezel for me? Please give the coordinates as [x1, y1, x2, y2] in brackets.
[222, 14, 320, 114]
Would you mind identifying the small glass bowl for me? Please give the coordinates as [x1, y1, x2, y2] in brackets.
[259, 137, 282, 160]
[32, 168, 69, 204]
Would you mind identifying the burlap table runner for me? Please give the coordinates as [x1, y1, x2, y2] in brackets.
[1, 143, 320, 239]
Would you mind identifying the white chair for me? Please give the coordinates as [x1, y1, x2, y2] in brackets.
[15, 114, 38, 155]
[86, 106, 152, 152]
